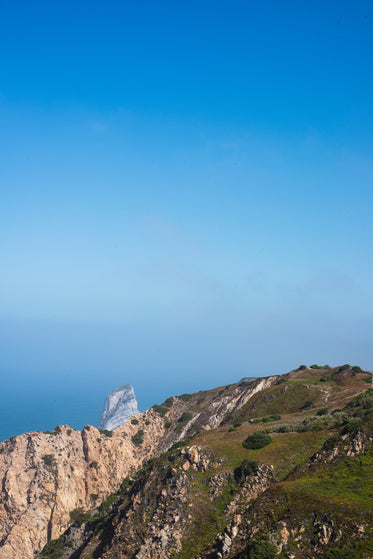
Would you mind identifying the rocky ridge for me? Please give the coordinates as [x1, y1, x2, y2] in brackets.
[33, 365, 373, 559]
[0, 376, 278, 559]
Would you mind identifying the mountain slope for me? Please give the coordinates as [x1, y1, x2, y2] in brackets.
[35, 365, 373, 559]
[0, 375, 277, 558]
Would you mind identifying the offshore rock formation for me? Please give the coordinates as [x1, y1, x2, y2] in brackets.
[98, 384, 139, 430]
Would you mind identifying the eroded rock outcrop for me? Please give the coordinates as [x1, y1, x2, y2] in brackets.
[0, 410, 165, 559]
[0, 378, 275, 559]
[98, 384, 139, 430]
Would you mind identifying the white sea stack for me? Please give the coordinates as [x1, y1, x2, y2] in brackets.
[98, 384, 139, 430]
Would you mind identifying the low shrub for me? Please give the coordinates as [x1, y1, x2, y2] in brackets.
[99, 429, 112, 437]
[317, 408, 329, 416]
[245, 538, 278, 559]
[42, 454, 55, 467]
[69, 508, 91, 526]
[302, 400, 313, 409]
[242, 432, 272, 450]
[276, 377, 287, 385]
[130, 418, 139, 425]
[322, 434, 341, 452]
[179, 393, 192, 402]
[153, 404, 169, 417]
[178, 412, 193, 423]
[40, 537, 64, 558]
[164, 421, 172, 429]
[169, 437, 193, 451]
[163, 397, 174, 408]
[346, 390, 373, 409]
[234, 459, 258, 484]
[131, 429, 144, 446]
[298, 365, 307, 370]
[341, 418, 363, 436]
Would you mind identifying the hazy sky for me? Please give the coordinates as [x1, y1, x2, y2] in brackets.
[0, 1, 372, 437]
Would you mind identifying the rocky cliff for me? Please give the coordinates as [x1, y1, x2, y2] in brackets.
[0, 376, 277, 559]
[1, 365, 372, 559]
[98, 384, 139, 430]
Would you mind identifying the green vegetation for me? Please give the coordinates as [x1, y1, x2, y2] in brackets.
[289, 451, 373, 507]
[242, 432, 272, 450]
[302, 399, 313, 408]
[164, 420, 172, 429]
[40, 536, 65, 558]
[259, 414, 281, 423]
[69, 507, 92, 525]
[130, 418, 139, 425]
[234, 459, 258, 484]
[89, 460, 98, 469]
[244, 538, 278, 559]
[99, 429, 113, 437]
[233, 382, 323, 424]
[317, 407, 329, 416]
[179, 393, 192, 402]
[153, 396, 175, 417]
[42, 454, 56, 468]
[131, 429, 144, 446]
[346, 389, 373, 410]
[178, 412, 193, 423]
[163, 397, 174, 407]
[169, 437, 193, 450]
[153, 404, 170, 417]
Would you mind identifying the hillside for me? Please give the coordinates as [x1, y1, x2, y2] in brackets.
[1, 364, 372, 559]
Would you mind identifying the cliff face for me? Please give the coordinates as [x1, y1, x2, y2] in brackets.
[0, 410, 166, 559]
[0, 377, 276, 559]
[98, 384, 139, 430]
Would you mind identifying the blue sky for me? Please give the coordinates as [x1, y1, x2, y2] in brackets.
[0, 1, 372, 438]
